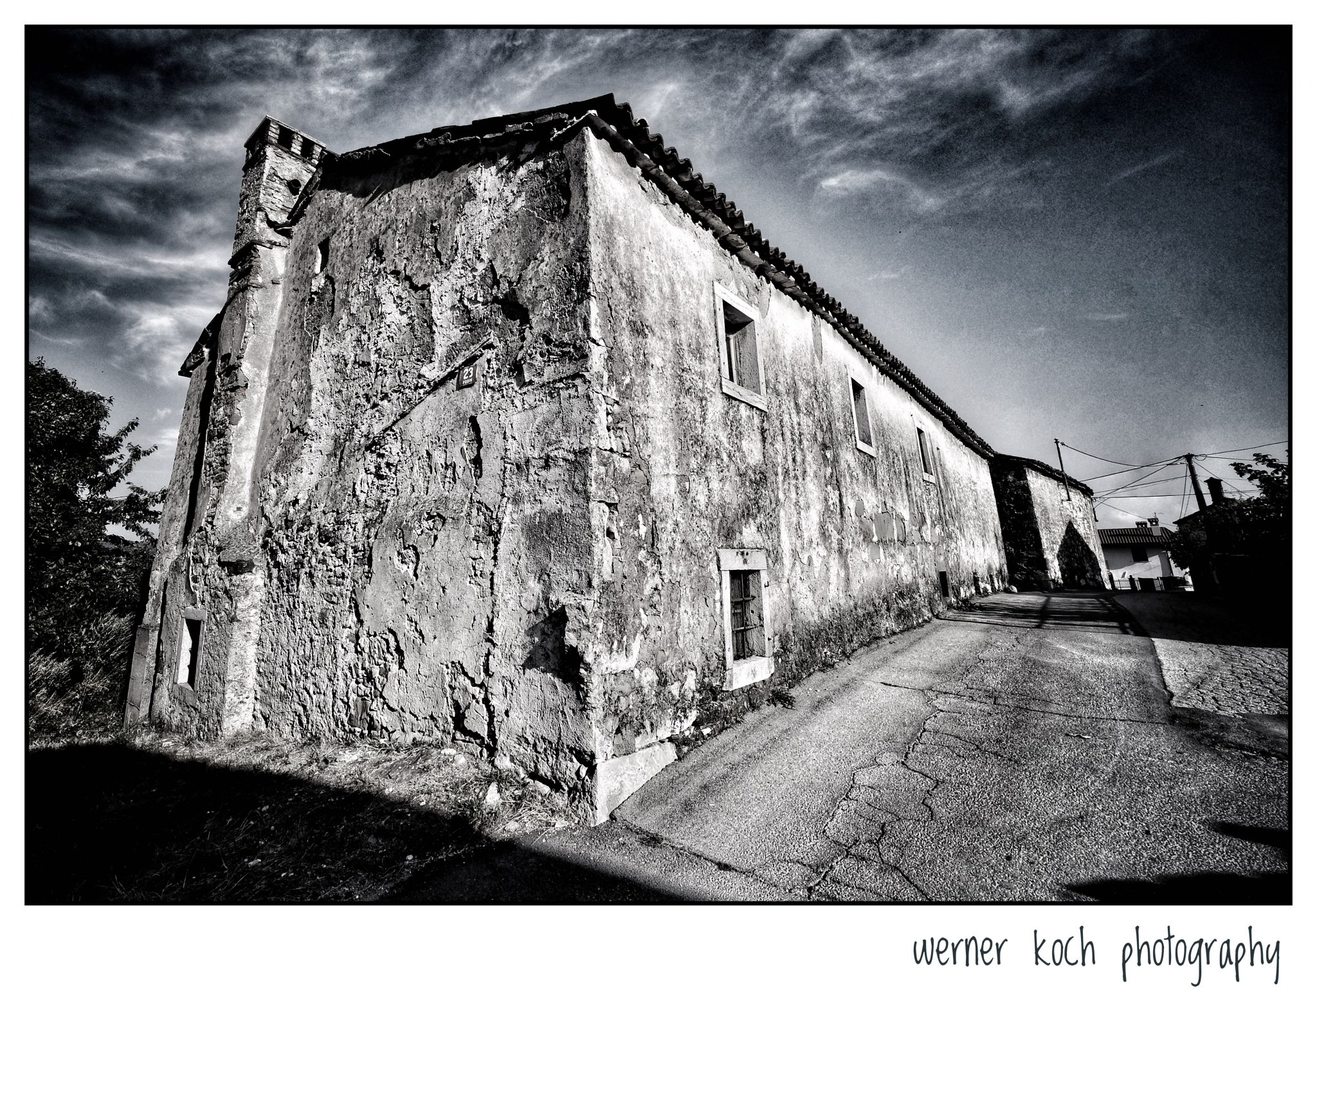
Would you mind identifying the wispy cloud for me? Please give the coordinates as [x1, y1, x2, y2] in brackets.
[29, 295, 55, 324]
[26, 27, 1284, 499]
[818, 166, 943, 212]
[1107, 148, 1184, 186]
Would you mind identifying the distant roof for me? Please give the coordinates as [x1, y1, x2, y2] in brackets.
[286, 94, 997, 459]
[992, 453, 1094, 497]
[1098, 526, 1172, 546]
[1176, 498, 1237, 527]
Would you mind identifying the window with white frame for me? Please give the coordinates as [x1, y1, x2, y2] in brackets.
[714, 286, 765, 409]
[851, 377, 875, 454]
[717, 548, 774, 690]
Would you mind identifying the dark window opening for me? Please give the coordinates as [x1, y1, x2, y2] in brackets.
[729, 570, 766, 660]
[938, 571, 951, 598]
[178, 618, 202, 687]
[917, 427, 934, 475]
[287, 178, 302, 196]
[1131, 546, 1149, 563]
[722, 300, 760, 394]
[277, 125, 295, 150]
[852, 380, 873, 448]
[316, 238, 330, 275]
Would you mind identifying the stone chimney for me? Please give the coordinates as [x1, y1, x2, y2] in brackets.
[232, 116, 329, 258]
[1206, 477, 1226, 506]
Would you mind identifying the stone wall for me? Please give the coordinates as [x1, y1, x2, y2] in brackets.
[990, 455, 1105, 589]
[580, 131, 1008, 796]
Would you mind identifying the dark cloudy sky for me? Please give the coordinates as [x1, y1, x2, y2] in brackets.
[27, 27, 1290, 524]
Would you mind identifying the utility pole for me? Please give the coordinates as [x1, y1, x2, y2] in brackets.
[1054, 439, 1073, 501]
[1184, 453, 1208, 512]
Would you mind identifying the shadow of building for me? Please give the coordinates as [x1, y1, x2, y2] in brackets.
[990, 454, 1105, 590]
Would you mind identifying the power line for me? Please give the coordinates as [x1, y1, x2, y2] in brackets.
[1103, 492, 1197, 499]
[1092, 472, 1184, 493]
[1099, 502, 1155, 523]
[1057, 442, 1144, 467]
[1176, 464, 1190, 521]
[1094, 461, 1184, 502]
[1079, 454, 1189, 481]
[1198, 439, 1288, 458]
[1193, 455, 1259, 494]
[1058, 439, 1287, 484]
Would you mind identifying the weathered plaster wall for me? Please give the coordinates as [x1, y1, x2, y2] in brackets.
[129, 127, 329, 732]
[135, 113, 1025, 824]
[990, 456, 1105, 589]
[140, 127, 603, 813]
[580, 132, 1006, 786]
[250, 134, 597, 802]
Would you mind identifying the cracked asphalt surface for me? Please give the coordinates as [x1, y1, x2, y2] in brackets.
[399, 591, 1289, 902]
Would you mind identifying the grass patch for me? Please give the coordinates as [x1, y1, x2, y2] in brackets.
[27, 727, 573, 903]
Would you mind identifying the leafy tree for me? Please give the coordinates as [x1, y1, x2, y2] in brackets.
[1231, 453, 1289, 527]
[27, 359, 165, 733]
[1166, 453, 1289, 577]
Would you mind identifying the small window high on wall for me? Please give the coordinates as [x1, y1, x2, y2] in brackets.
[852, 378, 875, 454]
[715, 285, 765, 410]
[917, 427, 935, 477]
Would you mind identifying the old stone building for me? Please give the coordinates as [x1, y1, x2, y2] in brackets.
[126, 95, 1058, 822]
[989, 454, 1106, 590]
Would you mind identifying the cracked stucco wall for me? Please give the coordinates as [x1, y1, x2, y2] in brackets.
[135, 115, 1017, 824]
[138, 125, 603, 815]
[581, 131, 1007, 772]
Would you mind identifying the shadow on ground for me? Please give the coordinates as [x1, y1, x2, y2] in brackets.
[1067, 819, 1290, 903]
[1111, 591, 1290, 648]
[1171, 708, 1290, 760]
[941, 591, 1135, 634]
[27, 744, 677, 903]
[1066, 871, 1290, 904]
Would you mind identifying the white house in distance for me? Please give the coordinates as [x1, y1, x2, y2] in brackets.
[1098, 523, 1188, 590]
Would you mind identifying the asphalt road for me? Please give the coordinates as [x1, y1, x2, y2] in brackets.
[400, 591, 1289, 902]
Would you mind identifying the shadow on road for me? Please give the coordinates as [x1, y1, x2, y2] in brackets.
[1204, 820, 1290, 855]
[27, 743, 679, 904]
[942, 591, 1135, 634]
[1172, 709, 1290, 760]
[1068, 818, 1290, 903]
[1111, 591, 1290, 648]
[1066, 870, 1290, 904]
